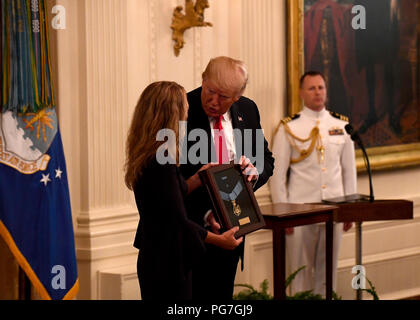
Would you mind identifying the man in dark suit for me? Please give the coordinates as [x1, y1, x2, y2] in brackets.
[181, 56, 275, 300]
[355, 0, 401, 134]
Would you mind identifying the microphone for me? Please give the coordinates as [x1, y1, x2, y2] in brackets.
[344, 124, 359, 142]
[345, 124, 374, 202]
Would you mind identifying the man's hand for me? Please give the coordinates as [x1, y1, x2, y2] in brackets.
[240, 156, 258, 183]
[343, 222, 353, 232]
[285, 227, 294, 235]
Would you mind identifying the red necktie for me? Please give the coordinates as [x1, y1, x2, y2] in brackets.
[214, 115, 229, 164]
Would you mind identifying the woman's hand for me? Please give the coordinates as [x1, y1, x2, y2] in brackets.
[205, 226, 243, 250]
[219, 227, 244, 250]
[186, 163, 218, 194]
[197, 163, 218, 174]
[206, 211, 221, 234]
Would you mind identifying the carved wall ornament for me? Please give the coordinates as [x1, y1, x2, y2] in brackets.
[170, 0, 213, 56]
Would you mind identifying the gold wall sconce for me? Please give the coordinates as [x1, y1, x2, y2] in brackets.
[171, 0, 213, 56]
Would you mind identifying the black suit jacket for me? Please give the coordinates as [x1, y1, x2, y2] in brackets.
[133, 159, 208, 298]
[354, 0, 399, 67]
[181, 87, 275, 227]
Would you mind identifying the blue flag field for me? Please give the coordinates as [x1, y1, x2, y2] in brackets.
[0, 0, 78, 300]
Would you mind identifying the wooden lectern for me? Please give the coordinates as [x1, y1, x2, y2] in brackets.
[261, 203, 338, 300]
[261, 200, 413, 300]
[330, 199, 414, 300]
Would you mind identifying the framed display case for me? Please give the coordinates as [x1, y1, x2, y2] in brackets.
[199, 163, 265, 238]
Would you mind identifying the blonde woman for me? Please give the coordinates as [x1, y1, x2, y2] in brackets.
[125, 81, 242, 300]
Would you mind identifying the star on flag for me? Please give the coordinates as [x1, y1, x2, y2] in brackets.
[40, 174, 51, 186]
[40, 168, 63, 186]
[55, 168, 63, 179]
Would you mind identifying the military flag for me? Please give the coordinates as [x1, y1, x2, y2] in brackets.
[0, 0, 78, 300]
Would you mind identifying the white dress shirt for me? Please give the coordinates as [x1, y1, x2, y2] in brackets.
[204, 111, 236, 226]
[208, 111, 236, 162]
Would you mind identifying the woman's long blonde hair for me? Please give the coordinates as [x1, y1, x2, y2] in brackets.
[124, 81, 188, 190]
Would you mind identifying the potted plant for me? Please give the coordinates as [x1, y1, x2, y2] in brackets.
[233, 266, 379, 300]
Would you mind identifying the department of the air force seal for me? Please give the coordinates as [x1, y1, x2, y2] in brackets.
[0, 108, 57, 174]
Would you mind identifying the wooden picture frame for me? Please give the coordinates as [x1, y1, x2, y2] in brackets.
[287, 0, 420, 171]
[199, 163, 265, 238]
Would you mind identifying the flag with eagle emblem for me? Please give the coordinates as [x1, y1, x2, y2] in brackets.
[0, 0, 78, 300]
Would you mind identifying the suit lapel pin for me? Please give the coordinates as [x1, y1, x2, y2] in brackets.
[238, 116, 243, 122]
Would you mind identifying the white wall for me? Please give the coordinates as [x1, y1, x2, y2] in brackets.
[52, 0, 420, 300]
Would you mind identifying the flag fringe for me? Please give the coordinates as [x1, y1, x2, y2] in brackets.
[0, 220, 79, 300]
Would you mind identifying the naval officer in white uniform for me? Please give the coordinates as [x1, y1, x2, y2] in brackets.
[270, 71, 357, 295]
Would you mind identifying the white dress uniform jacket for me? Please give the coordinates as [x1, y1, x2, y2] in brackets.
[271, 107, 357, 204]
[270, 106, 357, 295]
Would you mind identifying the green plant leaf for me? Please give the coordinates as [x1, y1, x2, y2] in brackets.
[233, 279, 273, 300]
[285, 265, 306, 289]
[233, 266, 378, 301]
[361, 277, 379, 300]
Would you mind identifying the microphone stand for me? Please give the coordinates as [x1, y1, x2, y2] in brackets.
[353, 136, 374, 203]
[346, 125, 374, 300]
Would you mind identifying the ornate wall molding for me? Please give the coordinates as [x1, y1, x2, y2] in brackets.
[82, 0, 130, 211]
[193, 28, 203, 88]
[241, 0, 285, 143]
[148, 0, 157, 82]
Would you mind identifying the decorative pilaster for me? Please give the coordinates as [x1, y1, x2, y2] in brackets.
[241, 0, 286, 204]
[75, 0, 138, 299]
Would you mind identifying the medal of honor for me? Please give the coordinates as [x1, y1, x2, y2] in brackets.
[231, 199, 242, 216]
[198, 163, 266, 237]
[219, 181, 243, 217]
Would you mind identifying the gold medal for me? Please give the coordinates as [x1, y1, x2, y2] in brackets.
[220, 181, 243, 217]
[231, 200, 242, 216]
